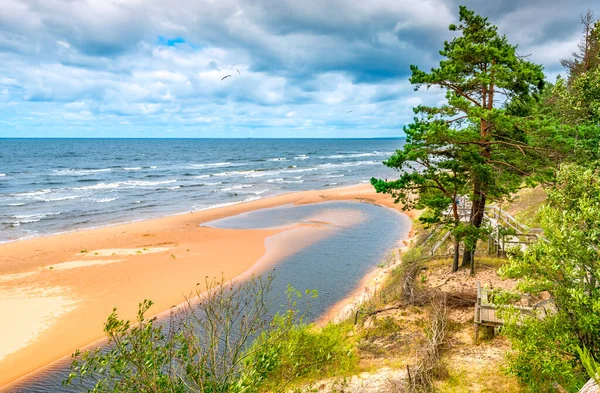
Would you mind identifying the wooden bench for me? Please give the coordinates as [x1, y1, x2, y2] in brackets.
[474, 282, 504, 342]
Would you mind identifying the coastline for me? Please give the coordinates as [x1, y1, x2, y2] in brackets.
[0, 183, 412, 388]
[316, 221, 416, 326]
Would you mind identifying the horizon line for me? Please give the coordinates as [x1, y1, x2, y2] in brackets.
[0, 136, 407, 140]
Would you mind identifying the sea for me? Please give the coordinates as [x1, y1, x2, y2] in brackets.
[0, 138, 405, 243]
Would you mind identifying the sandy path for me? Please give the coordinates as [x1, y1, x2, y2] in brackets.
[0, 183, 408, 387]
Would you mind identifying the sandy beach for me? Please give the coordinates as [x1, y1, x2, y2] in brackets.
[0, 183, 411, 387]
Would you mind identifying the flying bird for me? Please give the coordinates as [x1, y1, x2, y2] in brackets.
[236, 68, 241, 74]
[221, 75, 232, 81]
[346, 110, 353, 113]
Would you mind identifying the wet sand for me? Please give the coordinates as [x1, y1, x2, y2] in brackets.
[0, 183, 412, 387]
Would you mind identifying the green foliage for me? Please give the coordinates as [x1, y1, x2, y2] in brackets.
[577, 346, 600, 384]
[374, 6, 554, 272]
[244, 321, 356, 391]
[500, 164, 600, 391]
[64, 275, 355, 393]
[65, 300, 185, 393]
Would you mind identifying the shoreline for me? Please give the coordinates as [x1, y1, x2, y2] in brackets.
[316, 222, 416, 326]
[0, 183, 412, 388]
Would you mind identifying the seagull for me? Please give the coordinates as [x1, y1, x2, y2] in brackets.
[236, 68, 241, 75]
[346, 110, 353, 113]
[221, 75, 232, 81]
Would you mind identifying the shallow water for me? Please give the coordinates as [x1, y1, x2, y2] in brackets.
[1, 201, 410, 393]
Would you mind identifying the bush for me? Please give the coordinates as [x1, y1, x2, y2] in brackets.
[499, 164, 600, 392]
[64, 275, 356, 393]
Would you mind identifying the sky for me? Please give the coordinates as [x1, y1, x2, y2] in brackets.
[0, 0, 597, 138]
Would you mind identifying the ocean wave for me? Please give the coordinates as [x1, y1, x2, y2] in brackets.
[195, 175, 211, 179]
[53, 168, 111, 176]
[124, 167, 141, 171]
[214, 170, 255, 177]
[286, 167, 319, 174]
[41, 195, 81, 202]
[0, 173, 6, 177]
[268, 157, 287, 161]
[220, 184, 254, 192]
[323, 174, 345, 178]
[166, 186, 181, 190]
[249, 189, 269, 195]
[319, 151, 392, 159]
[281, 180, 304, 184]
[96, 197, 118, 203]
[200, 181, 223, 186]
[75, 179, 177, 191]
[7, 203, 26, 206]
[245, 170, 281, 178]
[5, 212, 61, 225]
[294, 155, 309, 160]
[14, 189, 52, 197]
[267, 178, 284, 183]
[149, 166, 158, 169]
[318, 161, 379, 169]
[190, 162, 233, 169]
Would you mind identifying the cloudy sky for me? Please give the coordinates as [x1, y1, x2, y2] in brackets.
[0, 0, 596, 138]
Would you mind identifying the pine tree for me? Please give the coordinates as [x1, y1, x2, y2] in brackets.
[375, 6, 549, 273]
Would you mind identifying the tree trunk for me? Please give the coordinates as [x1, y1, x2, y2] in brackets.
[462, 113, 492, 272]
[452, 236, 460, 272]
[462, 181, 487, 268]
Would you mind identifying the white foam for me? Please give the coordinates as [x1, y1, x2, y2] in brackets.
[195, 175, 210, 179]
[286, 167, 319, 174]
[14, 189, 51, 197]
[124, 167, 141, 171]
[319, 151, 392, 159]
[6, 212, 61, 225]
[96, 197, 118, 203]
[267, 178, 284, 183]
[42, 195, 81, 202]
[76, 179, 177, 191]
[214, 170, 255, 177]
[318, 161, 379, 169]
[245, 170, 281, 178]
[221, 184, 254, 192]
[7, 203, 25, 207]
[0, 173, 6, 177]
[268, 157, 287, 161]
[53, 168, 111, 176]
[294, 155, 309, 160]
[190, 162, 232, 169]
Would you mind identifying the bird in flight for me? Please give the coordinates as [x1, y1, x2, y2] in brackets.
[236, 68, 241, 74]
[346, 110, 353, 113]
[221, 75, 232, 81]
